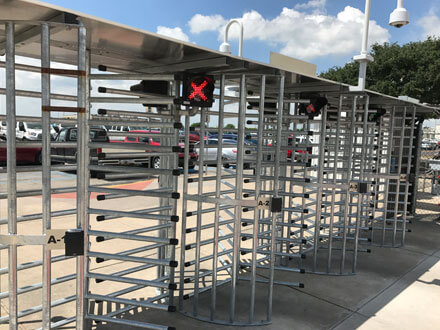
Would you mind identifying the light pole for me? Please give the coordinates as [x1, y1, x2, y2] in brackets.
[350, 0, 409, 92]
[219, 19, 243, 57]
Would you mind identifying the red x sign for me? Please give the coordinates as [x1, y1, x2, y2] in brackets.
[188, 80, 208, 101]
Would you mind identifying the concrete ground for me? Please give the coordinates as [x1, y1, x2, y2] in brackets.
[0, 169, 439, 329]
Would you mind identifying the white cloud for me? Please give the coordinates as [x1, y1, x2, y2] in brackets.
[189, 6, 390, 60]
[189, 14, 227, 34]
[418, 11, 440, 38]
[156, 26, 189, 42]
[294, 0, 326, 13]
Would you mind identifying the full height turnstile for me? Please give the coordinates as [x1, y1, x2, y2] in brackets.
[178, 73, 304, 325]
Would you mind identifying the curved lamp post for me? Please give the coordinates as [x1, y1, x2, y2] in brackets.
[219, 19, 243, 57]
[350, 0, 409, 92]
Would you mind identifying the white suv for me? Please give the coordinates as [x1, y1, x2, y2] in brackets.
[0, 121, 6, 140]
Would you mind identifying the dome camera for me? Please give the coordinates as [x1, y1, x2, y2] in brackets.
[389, 7, 409, 28]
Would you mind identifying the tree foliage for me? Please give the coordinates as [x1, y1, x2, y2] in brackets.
[190, 122, 201, 128]
[224, 123, 236, 129]
[320, 37, 440, 105]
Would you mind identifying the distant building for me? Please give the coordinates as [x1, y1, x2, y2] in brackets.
[435, 125, 440, 140]
[423, 127, 436, 140]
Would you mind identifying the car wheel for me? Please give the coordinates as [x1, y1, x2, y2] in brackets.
[35, 151, 42, 165]
[152, 157, 160, 169]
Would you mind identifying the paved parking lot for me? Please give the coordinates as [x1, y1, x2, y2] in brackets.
[0, 168, 439, 329]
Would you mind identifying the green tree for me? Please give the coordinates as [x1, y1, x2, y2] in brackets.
[320, 37, 440, 105]
[190, 122, 201, 128]
[224, 123, 236, 129]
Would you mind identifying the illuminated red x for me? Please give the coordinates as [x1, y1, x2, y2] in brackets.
[189, 80, 208, 101]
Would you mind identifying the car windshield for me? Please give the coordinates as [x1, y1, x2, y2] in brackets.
[26, 123, 42, 129]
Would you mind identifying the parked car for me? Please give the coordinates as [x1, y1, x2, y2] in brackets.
[179, 130, 202, 144]
[194, 138, 254, 166]
[124, 130, 198, 169]
[51, 127, 107, 164]
[0, 121, 6, 140]
[16, 121, 57, 140]
[0, 145, 42, 164]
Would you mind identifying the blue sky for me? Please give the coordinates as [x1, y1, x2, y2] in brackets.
[43, 0, 440, 73]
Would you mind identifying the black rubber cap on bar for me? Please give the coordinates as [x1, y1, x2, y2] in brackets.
[302, 224, 308, 229]
[98, 65, 107, 71]
[171, 192, 180, 199]
[242, 208, 249, 212]
[97, 153, 106, 160]
[96, 236, 105, 242]
[185, 228, 192, 233]
[303, 209, 309, 214]
[305, 178, 311, 183]
[242, 222, 248, 227]
[241, 251, 247, 255]
[97, 108, 107, 115]
[168, 306, 177, 312]
[301, 254, 306, 259]
[304, 194, 310, 198]
[185, 245, 192, 250]
[172, 146, 182, 152]
[301, 239, 307, 244]
[240, 265, 247, 269]
[243, 193, 250, 198]
[300, 269, 305, 274]
[183, 294, 190, 300]
[369, 227, 373, 231]
[96, 257, 105, 263]
[172, 169, 181, 176]
[97, 173, 106, 180]
[241, 237, 248, 241]
[96, 215, 105, 221]
[170, 215, 179, 222]
[184, 262, 191, 267]
[168, 327, 177, 330]
[244, 179, 250, 183]
[97, 195, 106, 201]
[368, 238, 372, 242]
[187, 178, 194, 183]
[184, 278, 191, 283]
[366, 249, 371, 253]
[246, 120, 254, 124]
[95, 278, 104, 283]
[407, 229, 412, 232]
[174, 122, 183, 129]
[299, 283, 305, 288]
[169, 260, 178, 268]
[169, 238, 179, 245]
[186, 212, 194, 217]
[168, 283, 177, 290]
[307, 131, 313, 136]
[98, 87, 107, 93]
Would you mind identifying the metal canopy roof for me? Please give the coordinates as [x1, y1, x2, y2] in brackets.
[0, 0, 438, 115]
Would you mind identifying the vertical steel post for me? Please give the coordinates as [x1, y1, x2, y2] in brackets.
[211, 74, 226, 320]
[230, 74, 247, 323]
[267, 75, 284, 321]
[179, 115, 190, 311]
[382, 107, 395, 244]
[6, 21, 18, 330]
[401, 107, 415, 244]
[193, 107, 206, 316]
[340, 96, 356, 273]
[249, 75, 265, 322]
[312, 102, 327, 272]
[76, 23, 88, 330]
[41, 23, 52, 329]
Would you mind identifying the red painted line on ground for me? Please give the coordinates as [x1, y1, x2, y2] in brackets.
[35, 180, 153, 199]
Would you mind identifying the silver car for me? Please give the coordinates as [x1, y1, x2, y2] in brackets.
[195, 138, 254, 165]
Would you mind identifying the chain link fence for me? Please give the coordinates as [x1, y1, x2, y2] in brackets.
[416, 146, 440, 219]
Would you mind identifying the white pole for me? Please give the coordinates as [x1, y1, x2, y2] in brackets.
[397, 0, 404, 9]
[361, 0, 371, 55]
[223, 19, 243, 57]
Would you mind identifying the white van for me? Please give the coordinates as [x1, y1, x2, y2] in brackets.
[16, 122, 57, 140]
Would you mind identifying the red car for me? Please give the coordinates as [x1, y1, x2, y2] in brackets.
[0, 146, 42, 164]
[125, 130, 198, 169]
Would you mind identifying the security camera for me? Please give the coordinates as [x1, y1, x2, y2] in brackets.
[389, 7, 409, 28]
